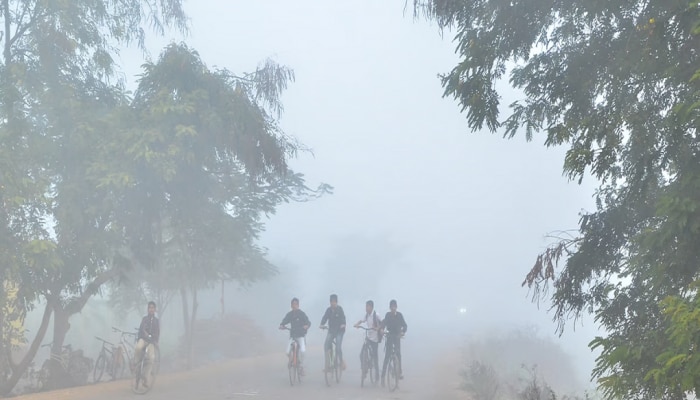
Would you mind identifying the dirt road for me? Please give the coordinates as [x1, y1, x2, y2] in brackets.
[14, 341, 466, 400]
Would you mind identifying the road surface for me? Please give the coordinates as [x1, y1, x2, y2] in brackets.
[15, 341, 466, 400]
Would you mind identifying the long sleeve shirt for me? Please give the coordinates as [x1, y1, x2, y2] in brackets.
[138, 315, 160, 343]
[382, 311, 407, 337]
[321, 305, 346, 334]
[358, 310, 383, 343]
[280, 309, 311, 338]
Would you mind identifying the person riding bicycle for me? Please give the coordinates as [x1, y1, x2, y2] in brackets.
[380, 299, 407, 387]
[353, 299, 383, 382]
[134, 301, 160, 388]
[320, 293, 346, 371]
[279, 297, 311, 376]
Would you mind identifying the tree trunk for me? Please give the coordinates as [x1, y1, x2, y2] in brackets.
[186, 287, 198, 370]
[220, 279, 224, 319]
[179, 287, 190, 367]
[0, 302, 52, 395]
[45, 305, 71, 390]
[43, 268, 119, 390]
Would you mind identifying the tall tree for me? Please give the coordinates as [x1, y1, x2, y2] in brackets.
[108, 43, 330, 369]
[0, 0, 187, 393]
[412, 1, 700, 399]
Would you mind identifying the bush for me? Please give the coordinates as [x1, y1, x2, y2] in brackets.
[461, 360, 500, 400]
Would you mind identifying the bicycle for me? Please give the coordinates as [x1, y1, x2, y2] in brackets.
[93, 336, 120, 382]
[357, 326, 379, 387]
[132, 339, 160, 394]
[38, 342, 93, 390]
[111, 326, 138, 379]
[383, 331, 403, 392]
[320, 325, 342, 386]
[280, 326, 302, 386]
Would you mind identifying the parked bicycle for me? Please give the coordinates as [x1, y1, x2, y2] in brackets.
[38, 342, 93, 390]
[280, 326, 302, 386]
[132, 340, 160, 394]
[383, 331, 402, 392]
[111, 326, 138, 379]
[358, 326, 379, 387]
[93, 336, 120, 382]
[320, 325, 342, 386]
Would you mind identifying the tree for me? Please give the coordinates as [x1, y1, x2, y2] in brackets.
[412, 0, 700, 398]
[0, 0, 187, 393]
[107, 43, 330, 369]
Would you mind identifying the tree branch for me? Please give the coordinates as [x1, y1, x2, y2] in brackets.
[64, 267, 121, 315]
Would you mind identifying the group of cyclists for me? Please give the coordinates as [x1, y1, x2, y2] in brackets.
[278, 294, 408, 387]
[130, 294, 408, 391]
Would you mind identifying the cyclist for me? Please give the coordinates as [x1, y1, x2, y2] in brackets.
[134, 301, 159, 388]
[320, 293, 346, 371]
[278, 297, 311, 375]
[353, 299, 382, 382]
[380, 299, 407, 387]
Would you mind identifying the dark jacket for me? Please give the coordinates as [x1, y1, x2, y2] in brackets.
[321, 305, 346, 334]
[382, 311, 407, 337]
[138, 315, 160, 343]
[280, 309, 311, 338]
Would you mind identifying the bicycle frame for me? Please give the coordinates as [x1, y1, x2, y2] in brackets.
[280, 326, 302, 386]
[132, 341, 159, 394]
[383, 332, 403, 392]
[112, 326, 137, 373]
[321, 326, 342, 386]
[358, 326, 379, 387]
[93, 336, 116, 382]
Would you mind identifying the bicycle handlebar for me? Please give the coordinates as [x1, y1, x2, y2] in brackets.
[112, 326, 137, 336]
[95, 336, 114, 346]
[355, 326, 377, 331]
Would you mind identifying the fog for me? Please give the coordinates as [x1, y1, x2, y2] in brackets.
[19, 1, 603, 398]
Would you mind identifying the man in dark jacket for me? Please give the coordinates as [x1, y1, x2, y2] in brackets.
[279, 297, 311, 375]
[381, 299, 407, 386]
[134, 301, 160, 388]
[320, 293, 346, 371]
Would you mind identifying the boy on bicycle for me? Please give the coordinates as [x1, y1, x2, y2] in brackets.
[320, 293, 346, 371]
[353, 299, 382, 382]
[134, 301, 159, 388]
[279, 297, 311, 375]
[381, 299, 407, 387]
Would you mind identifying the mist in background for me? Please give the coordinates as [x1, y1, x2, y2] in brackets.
[21, 0, 601, 394]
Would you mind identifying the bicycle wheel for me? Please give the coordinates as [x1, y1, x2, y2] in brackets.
[369, 346, 378, 385]
[295, 346, 302, 384]
[288, 345, 296, 386]
[360, 344, 369, 387]
[335, 346, 342, 384]
[132, 345, 159, 394]
[324, 349, 332, 386]
[131, 355, 145, 394]
[93, 352, 106, 383]
[388, 354, 400, 392]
